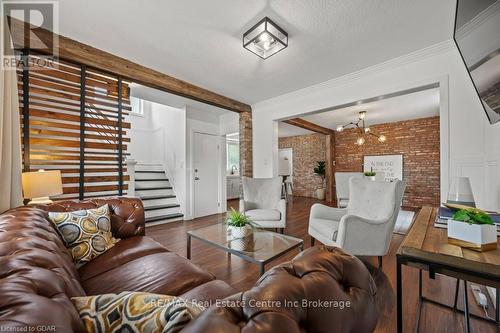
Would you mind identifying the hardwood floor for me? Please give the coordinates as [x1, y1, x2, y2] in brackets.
[147, 197, 498, 333]
[227, 199, 239, 211]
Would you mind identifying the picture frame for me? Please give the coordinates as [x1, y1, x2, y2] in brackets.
[363, 154, 403, 181]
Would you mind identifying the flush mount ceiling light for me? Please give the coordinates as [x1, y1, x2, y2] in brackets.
[336, 111, 387, 145]
[243, 17, 288, 59]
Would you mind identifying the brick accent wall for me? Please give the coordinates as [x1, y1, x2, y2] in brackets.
[279, 133, 326, 198]
[335, 116, 440, 208]
[239, 112, 253, 177]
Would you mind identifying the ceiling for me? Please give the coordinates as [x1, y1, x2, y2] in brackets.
[278, 88, 439, 137]
[56, 0, 455, 104]
[130, 83, 230, 123]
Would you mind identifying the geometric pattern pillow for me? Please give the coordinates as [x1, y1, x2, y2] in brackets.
[72, 292, 205, 333]
[48, 204, 119, 267]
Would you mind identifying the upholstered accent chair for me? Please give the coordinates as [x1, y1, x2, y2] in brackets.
[309, 178, 406, 267]
[334, 172, 364, 208]
[240, 177, 286, 233]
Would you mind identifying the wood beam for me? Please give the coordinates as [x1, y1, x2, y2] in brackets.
[325, 134, 335, 203]
[8, 17, 251, 113]
[284, 118, 336, 135]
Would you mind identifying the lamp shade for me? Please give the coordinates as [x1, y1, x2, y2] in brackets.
[447, 177, 475, 207]
[22, 170, 63, 199]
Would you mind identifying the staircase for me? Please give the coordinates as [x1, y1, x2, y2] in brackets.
[134, 163, 184, 226]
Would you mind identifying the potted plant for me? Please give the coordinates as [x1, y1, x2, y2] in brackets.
[313, 161, 326, 200]
[447, 208, 497, 251]
[226, 208, 253, 239]
[364, 169, 377, 181]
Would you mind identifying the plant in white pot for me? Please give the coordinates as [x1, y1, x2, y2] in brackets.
[226, 208, 253, 239]
[313, 161, 326, 200]
[448, 208, 497, 251]
[364, 170, 377, 181]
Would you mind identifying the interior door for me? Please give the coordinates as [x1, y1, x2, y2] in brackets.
[194, 132, 220, 218]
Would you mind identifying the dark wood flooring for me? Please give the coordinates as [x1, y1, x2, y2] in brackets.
[147, 197, 498, 333]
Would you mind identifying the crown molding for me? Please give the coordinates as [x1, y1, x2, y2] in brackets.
[253, 40, 455, 108]
[456, 1, 500, 39]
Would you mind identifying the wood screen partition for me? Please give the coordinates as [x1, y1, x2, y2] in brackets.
[17, 51, 131, 200]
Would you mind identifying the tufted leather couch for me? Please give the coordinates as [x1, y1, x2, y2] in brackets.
[0, 197, 378, 333]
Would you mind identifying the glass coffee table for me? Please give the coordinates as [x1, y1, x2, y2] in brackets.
[187, 224, 304, 276]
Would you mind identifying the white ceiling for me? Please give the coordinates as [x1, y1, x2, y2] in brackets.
[130, 83, 230, 123]
[278, 88, 439, 137]
[56, 0, 455, 104]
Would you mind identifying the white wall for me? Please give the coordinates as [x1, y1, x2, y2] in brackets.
[153, 104, 187, 215]
[251, 40, 500, 211]
[126, 103, 164, 163]
[219, 112, 239, 135]
[127, 102, 231, 219]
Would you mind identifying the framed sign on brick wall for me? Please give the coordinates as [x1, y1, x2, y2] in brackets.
[363, 154, 403, 181]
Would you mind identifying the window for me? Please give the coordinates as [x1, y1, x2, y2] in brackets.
[227, 142, 239, 173]
[130, 97, 144, 116]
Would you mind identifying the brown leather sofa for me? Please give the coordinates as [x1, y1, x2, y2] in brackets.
[0, 197, 378, 333]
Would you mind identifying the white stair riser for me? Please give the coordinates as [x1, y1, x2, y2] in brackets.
[135, 173, 167, 180]
[145, 217, 183, 227]
[135, 165, 163, 172]
[137, 189, 174, 196]
[145, 207, 181, 218]
[135, 180, 171, 189]
[142, 197, 178, 207]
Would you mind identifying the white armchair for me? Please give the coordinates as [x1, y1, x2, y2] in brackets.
[240, 177, 286, 233]
[309, 178, 406, 266]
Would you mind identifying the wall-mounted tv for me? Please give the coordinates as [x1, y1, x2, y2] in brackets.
[454, 0, 500, 124]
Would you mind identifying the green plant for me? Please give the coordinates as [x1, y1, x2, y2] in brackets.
[452, 209, 494, 225]
[313, 161, 326, 180]
[364, 171, 376, 177]
[226, 208, 252, 227]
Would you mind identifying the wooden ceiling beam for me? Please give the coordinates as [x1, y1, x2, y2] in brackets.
[8, 17, 251, 113]
[284, 118, 336, 135]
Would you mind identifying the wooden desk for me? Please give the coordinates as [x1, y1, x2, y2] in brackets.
[396, 207, 500, 333]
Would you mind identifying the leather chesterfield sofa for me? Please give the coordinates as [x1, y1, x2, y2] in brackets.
[0, 197, 378, 333]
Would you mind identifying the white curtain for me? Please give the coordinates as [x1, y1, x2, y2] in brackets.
[0, 25, 23, 213]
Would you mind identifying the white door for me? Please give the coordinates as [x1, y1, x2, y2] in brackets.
[194, 132, 220, 218]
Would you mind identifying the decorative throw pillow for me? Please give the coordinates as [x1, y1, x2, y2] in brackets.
[48, 204, 119, 267]
[72, 292, 204, 333]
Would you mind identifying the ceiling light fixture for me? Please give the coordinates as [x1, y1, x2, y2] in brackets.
[243, 17, 288, 59]
[336, 111, 387, 146]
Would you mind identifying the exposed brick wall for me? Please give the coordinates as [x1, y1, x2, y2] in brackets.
[279, 133, 326, 198]
[239, 112, 253, 177]
[335, 116, 440, 208]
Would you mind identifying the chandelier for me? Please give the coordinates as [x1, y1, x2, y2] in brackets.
[336, 111, 386, 145]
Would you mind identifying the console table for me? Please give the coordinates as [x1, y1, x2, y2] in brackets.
[396, 207, 500, 333]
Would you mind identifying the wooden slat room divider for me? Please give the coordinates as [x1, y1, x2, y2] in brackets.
[17, 51, 131, 200]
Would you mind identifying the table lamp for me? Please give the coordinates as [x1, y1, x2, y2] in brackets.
[22, 170, 63, 205]
[447, 177, 475, 207]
